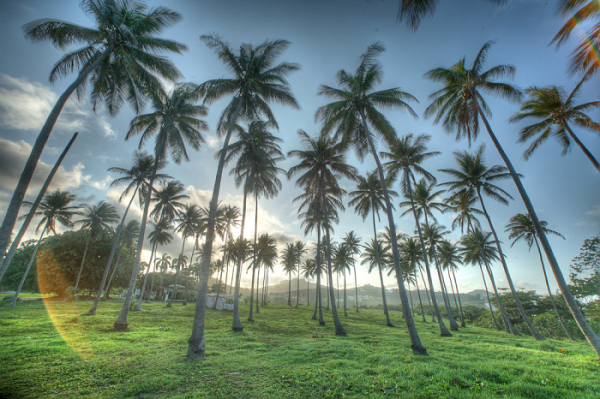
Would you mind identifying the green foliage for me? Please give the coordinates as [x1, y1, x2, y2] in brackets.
[570, 236, 600, 299]
[0, 241, 38, 292]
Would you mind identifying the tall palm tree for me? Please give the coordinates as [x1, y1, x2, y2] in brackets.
[151, 181, 190, 222]
[9, 190, 79, 307]
[343, 231, 362, 313]
[382, 134, 452, 337]
[0, 0, 186, 265]
[505, 214, 575, 340]
[88, 152, 171, 315]
[282, 243, 296, 306]
[349, 170, 398, 326]
[438, 145, 541, 338]
[115, 82, 207, 331]
[551, 0, 600, 76]
[294, 241, 307, 308]
[399, 237, 429, 322]
[288, 131, 357, 336]
[189, 35, 300, 358]
[423, 42, 600, 355]
[104, 220, 140, 300]
[361, 238, 394, 326]
[135, 218, 172, 310]
[333, 243, 352, 317]
[73, 201, 119, 289]
[156, 253, 172, 278]
[220, 205, 241, 296]
[252, 233, 278, 305]
[437, 240, 466, 327]
[301, 258, 316, 306]
[316, 43, 427, 355]
[510, 77, 600, 173]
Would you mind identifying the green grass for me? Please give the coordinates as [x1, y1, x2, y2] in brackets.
[0, 299, 598, 398]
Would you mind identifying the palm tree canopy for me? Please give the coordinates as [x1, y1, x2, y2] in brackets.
[424, 41, 522, 145]
[399, 178, 446, 222]
[459, 228, 499, 266]
[151, 180, 190, 222]
[282, 243, 297, 274]
[74, 200, 120, 240]
[315, 42, 418, 160]
[253, 233, 278, 271]
[361, 238, 390, 273]
[505, 213, 565, 249]
[438, 240, 462, 272]
[343, 231, 362, 259]
[148, 218, 173, 247]
[333, 243, 352, 274]
[119, 219, 141, 248]
[198, 34, 301, 134]
[156, 253, 172, 273]
[444, 189, 484, 234]
[509, 78, 600, 159]
[348, 170, 398, 222]
[22, 189, 79, 235]
[174, 203, 203, 241]
[23, 0, 187, 115]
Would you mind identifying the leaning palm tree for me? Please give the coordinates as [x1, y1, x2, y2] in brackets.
[438, 145, 542, 339]
[188, 35, 300, 358]
[399, 237, 429, 322]
[0, 0, 186, 265]
[343, 231, 362, 313]
[88, 152, 171, 315]
[73, 201, 119, 289]
[437, 240, 466, 327]
[104, 220, 140, 300]
[288, 131, 357, 336]
[9, 190, 79, 307]
[361, 238, 394, 326]
[505, 213, 575, 340]
[424, 42, 600, 356]
[115, 82, 207, 331]
[510, 77, 600, 173]
[316, 43, 427, 355]
[349, 170, 398, 326]
[382, 134, 452, 337]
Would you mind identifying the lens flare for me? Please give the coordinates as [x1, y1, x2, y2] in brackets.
[37, 248, 93, 359]
[567, 12, 600, 71]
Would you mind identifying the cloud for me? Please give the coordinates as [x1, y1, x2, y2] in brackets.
[206, 134, 222, 150]
[0, 73, 116, 139]
[586, 205, 600, 217]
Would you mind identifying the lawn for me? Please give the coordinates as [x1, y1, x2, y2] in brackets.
[0, 297, 598, 398]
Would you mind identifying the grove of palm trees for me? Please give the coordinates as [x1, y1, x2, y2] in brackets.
[0, 0, 599, 397]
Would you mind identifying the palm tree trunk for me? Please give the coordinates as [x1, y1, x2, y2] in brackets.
[315, 221, 325, 325]
[168, 240, 186, 308]
[114, 138, 163, 331]
[563, 122, 600, 173]
[534, 236, 576, 340]
[433, 250, 460, 330]
[476, 188, 543, 339]
[10, 229, 45, 307]
[213, 264, 225, 308]
[479, 263, 501, 330]
[446, 269, 460, 320]
[288, 271, 292, 306]
[0, 133, 77, 284]
[450, 270, 466, 327]
[104, 246, 123, 300]
[475, 106, 600, 354]
[135, 239, 158, 311]
[188, 100, 243, 358]
[415, 276, 426, 322]
[254, 193, 261, 313]
[307, 279, 310, 307]
[213, 229, 230, 309]
[372, 211, 393, 327]
[360, 111, 427, 355]
[353, 265, 359, 312]
[233, 187, 248, 331]
[295, 267, 300, 308]
[0, 53, 109, 267]
[418, 267, 435, 322]
[343, 271, 348, 317]
[74, 233, 92, 289]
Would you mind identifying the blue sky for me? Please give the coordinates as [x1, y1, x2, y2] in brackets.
[0, 0, 598, 295]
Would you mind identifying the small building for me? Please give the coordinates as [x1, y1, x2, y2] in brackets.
[206, 293, 234, 310]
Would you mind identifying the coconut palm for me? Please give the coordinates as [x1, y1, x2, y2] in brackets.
[73, 201, 119, 289]
[424, 42, 600, 353]
[220, 205, 241, 297]
[552, 0, 600, 76]
[88, 152, 171, 315]
[437, 240, 466, 327]
[316, 43, 427, 354]
[361, 238, 395, 326]
[510, 78, 600, 173]
[288, 131, 357, 336]
[399, 237, 429, 322]
[252, 233, 278, 306]
[438, 145, 541, 338]
[293, 241, 307, 308]
[0, 0, 186, 265]
[382, 134, 452, 337]
[188, 35, 300, 358]
[349, 170, 398, 325]
[282, 243, 296, 307]
[156, 253, 172, 276]
[115, 82, 207, 330]
[505, 214, 575, 340]
[343, 231, 362, 313]
[104, 220, 140, 300]
[301, 258, 316, 306]
[9, 190, 79, 307]
[150, 181, 190, 222]
[333, 243, 352, 317]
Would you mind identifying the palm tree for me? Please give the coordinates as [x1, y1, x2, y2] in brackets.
[188, 35, 300, 358]
[73, 201, 119, 289]
[288, 131, 357, 336]
[115, 82, 207, 331]
[151, 181, 190, 222]
[104, 220, 140, 300]
[399, 237, 428, 322]
[423, 42, 600, 353]
[0, 0, 186, 265]
[333, 243, 352, 317]
[551, 0, 600, 76]
[252, 233, 278, 305]
[135, 218, 172, 310]
[437, 240, 466, 327]
[505, 214, 575, 340]
[88, 151, 171, 315]
[220, 205, 241, 296]
[438, 145, 542, 339]
[382, 134, 452, 337]
[349, 170, 398, 326]
[301, 258, 316, 306]
[294, 241, 308, 308]
[282, 243, 296, 307]
[210, 204, 237, 309]
[361, 238, 395, 326]
[509, 78, 600, 173]
[9, 190, 79, 307]
[343, 231, 362, 313]
[316, 43, 427, 355]
[156, 253, 172, 279]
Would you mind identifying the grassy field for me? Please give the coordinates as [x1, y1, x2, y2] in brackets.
[0, 296, 599, 398]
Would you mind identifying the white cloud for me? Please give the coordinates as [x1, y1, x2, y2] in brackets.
[586, 205, 600, 217]
[206, 134, 222, 150]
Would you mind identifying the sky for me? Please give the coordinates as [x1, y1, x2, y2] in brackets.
[0, 0, 598, 296]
